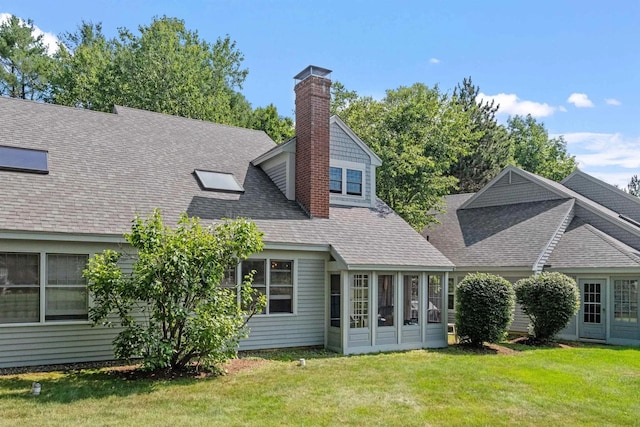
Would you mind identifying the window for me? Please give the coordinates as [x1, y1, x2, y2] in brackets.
[0, 253, 40, 323]
[0, 252, 89, 324]
[242, 259, 266, 314]
[194, 169, 244, 192]
[583, 282, 602, 324]
[241, 258, 294, 315]
[220, 266, 238, 302]
[329, 166, 363, 196]
[346, 169, 362, 195]
[403, 275, 419, 325]
[614, 279, 638, 323]
[378, 275, 394, 327]
[269, 260, 293, 313]
[447, 277, 456, 310]
[350, 274, 369, 328]
[0, 145, 48, 174]
[330, 274, 340, 327]
[428, 275, 442, 323]
[46, 254, 89, 321]
[329, 167, 342, 193]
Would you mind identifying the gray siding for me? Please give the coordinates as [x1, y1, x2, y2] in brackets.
[401, 326, 421, 343]
[264, 160, 287, 196]
[348, 328, 371, 347]
[574, 205, 640, 251]
[376, 328, 397, 345]
[240, 258, 325, 350]
[330, 122, 373, 206]
[0, 241, 134, 368]
[425, 324, 446, 347]
[611, 319, 640, 341]
[330, 122, 370, 163]
[565, 173, 640, 223]
[510, 303, 530, 333]
[465, 181, 564, 209]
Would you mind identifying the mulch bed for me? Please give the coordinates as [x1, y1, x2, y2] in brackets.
[0, 358, 267, 380]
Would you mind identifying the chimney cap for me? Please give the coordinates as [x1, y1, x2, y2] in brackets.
[294, 65, 332, 82]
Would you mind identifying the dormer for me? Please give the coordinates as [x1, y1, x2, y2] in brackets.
[253, 66, 381, 213]
[328, 115, 381, 208]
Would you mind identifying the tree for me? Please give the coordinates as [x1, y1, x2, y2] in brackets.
[455, 273, 515, 347]
[52, 17, 250, 126]
[84, 210, 265, 372]
[330, 81, 359, 116]
[49, 22, 115, 110]
[338, 83, 473, 230]
[0, 14, 53, 100]
[507, 114, 577, 181]
[449, 77, 512, 193]
[250, 104, 294, 143]
[627, 175, 640, 197]
[514, 273, 580, 342]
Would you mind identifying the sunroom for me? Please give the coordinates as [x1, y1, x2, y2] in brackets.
[326, 267, 450, 354]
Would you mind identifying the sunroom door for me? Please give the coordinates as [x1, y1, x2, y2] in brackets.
[579, 279, 606, 340]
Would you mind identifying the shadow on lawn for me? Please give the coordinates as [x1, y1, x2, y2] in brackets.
[0, 369, 199, 404]
[240, 347, 340, 362]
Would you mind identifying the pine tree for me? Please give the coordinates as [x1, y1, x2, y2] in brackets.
[449, 77, 512, 193]
[0, 15, 53, 100]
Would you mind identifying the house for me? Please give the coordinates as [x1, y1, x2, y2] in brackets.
[0, 66, 454, 368]
[425, 165, 640, 345]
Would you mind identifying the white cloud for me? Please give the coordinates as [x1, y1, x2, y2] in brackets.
[477, 92, 557, 118]
[0, 13, 59, 55]
[558, 131, 640, 187]
[589, 172, 636, 189]
[562, 131, 640, 168]
[567, 92, 594, 108]
[429, 58, 440, 64]
[605, 98, 621, 106]
[558, 106, 567, 112]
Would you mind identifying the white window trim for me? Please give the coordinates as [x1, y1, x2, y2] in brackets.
[237, 257, 298, 316]
[329, 159, 366, 200]
[0, 250, 91, 327]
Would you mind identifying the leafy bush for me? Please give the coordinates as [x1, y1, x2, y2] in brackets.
[514, 272, 580, 342]
[455, 273, 515, 346]
[84, 209, 265, 372]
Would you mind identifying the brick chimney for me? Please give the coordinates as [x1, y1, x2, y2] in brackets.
[294, 65, 332, 219]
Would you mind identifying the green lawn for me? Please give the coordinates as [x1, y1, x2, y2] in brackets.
[1, 344, 639, 426]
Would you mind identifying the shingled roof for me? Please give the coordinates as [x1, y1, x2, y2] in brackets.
[0, 97, 452, 270]
[425, 194, 575, 269]
[426, 166, 640, 272]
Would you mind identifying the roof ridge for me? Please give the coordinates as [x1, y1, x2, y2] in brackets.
[0, 96, 120, 119]
[565, 169, 640, 208]
[582, 223, 640, 265]
[113, 105, 272, 135]
[534, 199, 575, 273]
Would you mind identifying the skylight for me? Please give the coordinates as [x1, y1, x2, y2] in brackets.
[0, 145, 48, 174]
[194, 169, 244, 193]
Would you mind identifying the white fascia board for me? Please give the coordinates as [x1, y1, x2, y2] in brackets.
[263, 241, 330, 252]
[452, 266, 536, 273]
[343, 264, 454, 272]
[330, 115, 382, 166]
[251, 138, 296, 166]
[0, 230, 126, 243]
[545, 267, 640, 274]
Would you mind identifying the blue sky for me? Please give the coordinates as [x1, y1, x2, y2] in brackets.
[3, 1, 639, 187]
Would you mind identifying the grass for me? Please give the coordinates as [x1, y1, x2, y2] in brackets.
[1, 344, 639, 426]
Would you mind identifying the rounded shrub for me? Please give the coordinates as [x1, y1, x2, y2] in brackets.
[455, 273, 515, 347]
[514, 272, 580, 342]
